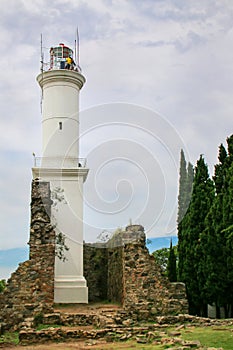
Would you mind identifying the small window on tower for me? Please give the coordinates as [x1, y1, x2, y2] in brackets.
[59, 122, 62, 130]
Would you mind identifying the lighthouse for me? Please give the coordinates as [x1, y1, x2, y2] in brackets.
[32, 43, 89, 303]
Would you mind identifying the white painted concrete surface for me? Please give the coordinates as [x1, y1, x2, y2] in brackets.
[32, 68, 89, 303]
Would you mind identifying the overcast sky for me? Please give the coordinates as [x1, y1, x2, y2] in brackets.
[1, 0, 233, 252]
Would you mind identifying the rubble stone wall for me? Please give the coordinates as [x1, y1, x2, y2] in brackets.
[107, 245, 123, 303]
[0, 180, 188, 331]
[0, 181, 55, 330]
[122, 225, 188, 319]
[83, 243, 108, 302]
[84, 225, 188, 319]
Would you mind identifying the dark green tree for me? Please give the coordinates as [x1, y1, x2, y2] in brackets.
[220, 136, 233, 316]
[180, 155, 214, 315]
[167, 240, 177, 282]
[177, 135, 233, 317]
[223, 136, 233, 229]
[185, 162, 194, 210]
[177, 150, 193, 281]
[177, 149, 187, 224]
[213, 143, 227, 194]
[225, 223, 233, 317]
[202, 137, 233, 317]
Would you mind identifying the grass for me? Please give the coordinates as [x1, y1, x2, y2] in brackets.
[132, 343, 164, 349]
[36, 324, 61, 331]
[1, 324, 233, 349]
[129, 344, 164, 349]
[0, 331, 19, 345]
[89, 326, 233, 349]
[181, 325, 233, 350]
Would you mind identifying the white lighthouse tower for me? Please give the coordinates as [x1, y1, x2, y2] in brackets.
[32, 43, 89, 303]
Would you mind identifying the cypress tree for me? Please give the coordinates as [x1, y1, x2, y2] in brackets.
[213, 144, 227, 194]
[223, 136, 233, 228]
[178, 135, 233, 317]
[180, 155, 214, 315]
[185, 162, 194, 210]
[177, 150, 193, 281]
[220, 136, 233, 317]
[225, 221, 233, 317]
[177, 149, 188, 224]
[220, 137, 233, 316]
[177, 150, 187, 281]
[167, 239, 177, 282]
[201, 136, 233, 317]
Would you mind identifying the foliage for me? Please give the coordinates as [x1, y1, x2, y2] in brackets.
[177, 134, 233, 317]
[0, 331, 19, 345]
[177, 149, 194, 224]
[97, 227, 125, 249]
[51, 187, 67, 207]
[177, 150, 194, 281]
[201, 137, 233, 316]
[97, 227, 124, 243]
[152, 245, 177, 275]
[33, 312, 44, 327]
[0, 279, 6, 293]
[51, 187, 69, 262]
[152, 247, 170, 272]
[97, 230, 111, 242]
[167, 240, 177, 282]
[36, 324, 61, 331]
[178, 155, 215, 315]
[55, 232, 69, 262]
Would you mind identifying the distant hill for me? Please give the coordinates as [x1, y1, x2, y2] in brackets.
[0, 236, 178, 279]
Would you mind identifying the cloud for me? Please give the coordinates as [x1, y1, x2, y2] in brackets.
[79, 103, 189, 241]
[1, 0, 233, 254]
[0, 151, 31, 249]
[174, 31, 206, 52]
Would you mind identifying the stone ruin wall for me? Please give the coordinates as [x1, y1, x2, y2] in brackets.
[0, 180, 188, 331]
[107, 245, 124, 303]
[84, 225, 188, 319]
[0, 180, 55, 330]
[83, 242, 124, 304]
[121, 225, 188, 318]
[83, 243, 108, 302]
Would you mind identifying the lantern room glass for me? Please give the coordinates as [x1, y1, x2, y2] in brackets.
[50, 44, 73, 70]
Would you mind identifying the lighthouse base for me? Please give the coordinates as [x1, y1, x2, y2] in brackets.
[54, 276, 88, 303]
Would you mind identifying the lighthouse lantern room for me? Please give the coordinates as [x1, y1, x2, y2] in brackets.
[49, 43, 77, 70]
[32, 43, 89, 303]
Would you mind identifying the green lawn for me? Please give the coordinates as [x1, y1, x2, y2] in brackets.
[1, 324, 233, 349]
[181, 325, 233, 350]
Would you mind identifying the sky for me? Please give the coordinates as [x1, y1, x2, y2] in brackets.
[1, 0, 233, 252]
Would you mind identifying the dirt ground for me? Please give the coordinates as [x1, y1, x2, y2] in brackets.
[1, 340, 135, 350]
[53, 302, 121, 314]
[1, 303, 125, 350]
